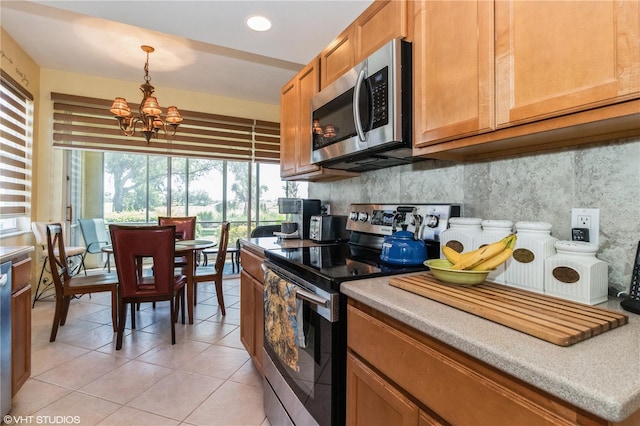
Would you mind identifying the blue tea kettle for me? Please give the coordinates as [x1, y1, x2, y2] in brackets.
[380, 208, 427, 266]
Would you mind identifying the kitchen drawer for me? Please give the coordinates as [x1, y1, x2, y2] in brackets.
[12, 283, 31, 396]
[11, 258, 31, 293]
[240, 247, 264, 283]
[347, 302, 590, 425]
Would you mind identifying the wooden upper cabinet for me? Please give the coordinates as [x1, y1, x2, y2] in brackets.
[320, 0, 408, 89]
[354, 0, 409, 63]
[296, 61, 321, 174]
[413, 0, 495, 147]
[280, 79, 298, 177]
[280, 60, 321, 177]
[280, 59, 328, 178]
[495, 0, 640, 127]
[320, 26, 355, 90]
[281, 58, 359, 181]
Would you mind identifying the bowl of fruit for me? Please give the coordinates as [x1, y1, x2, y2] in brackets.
[425, 234, 517, 286]
[424, 259, 490, 285]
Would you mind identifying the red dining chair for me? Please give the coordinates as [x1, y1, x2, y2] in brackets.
[158, 216, 196, 269]
[193, 221, 230, 315]
[109, 225, 186, 350]
[46, 223, 118, 342]
[158, 216, 195, 243]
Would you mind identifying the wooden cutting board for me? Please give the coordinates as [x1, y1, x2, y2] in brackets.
[388, 273, 628, 346]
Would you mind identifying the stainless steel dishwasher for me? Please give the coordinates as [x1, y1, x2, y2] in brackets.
[0, 261, 11, 417]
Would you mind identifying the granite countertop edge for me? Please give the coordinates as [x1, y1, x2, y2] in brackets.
[239, 236, 322, 254]
[341, 274, 640, 422]
[0, 246, 34, 264]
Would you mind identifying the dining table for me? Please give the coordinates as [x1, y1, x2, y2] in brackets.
[102, 238, 216, 324]
[174, 239, 216, 324]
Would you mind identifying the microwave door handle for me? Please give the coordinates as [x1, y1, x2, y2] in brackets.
[353, 69, 367, 142]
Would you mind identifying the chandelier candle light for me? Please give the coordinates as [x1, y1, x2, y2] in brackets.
[110, 45, 183, 143]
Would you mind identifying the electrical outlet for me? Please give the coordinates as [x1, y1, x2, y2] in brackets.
[577, 215, 591, 229]
[571, 208, 600, 246]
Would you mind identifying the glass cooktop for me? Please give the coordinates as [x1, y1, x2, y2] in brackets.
[265, 243, 427, 291]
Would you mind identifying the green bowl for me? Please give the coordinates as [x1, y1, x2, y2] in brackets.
[424, 259, 490, 286]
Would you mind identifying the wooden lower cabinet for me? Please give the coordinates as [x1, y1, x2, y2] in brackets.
[11, 257, 31, 396]
[347, 299, 637, 426]
[239, 272, 255, 355]
[347, 351, 443, 426]
[239, 246, 264, 374]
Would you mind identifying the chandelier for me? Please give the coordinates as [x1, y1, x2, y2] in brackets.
[110, 45, 182, 143]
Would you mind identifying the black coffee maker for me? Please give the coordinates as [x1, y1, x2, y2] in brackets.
[277, 198, 322, 239]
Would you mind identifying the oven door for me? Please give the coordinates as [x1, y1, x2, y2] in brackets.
[262, 261, 340, 426]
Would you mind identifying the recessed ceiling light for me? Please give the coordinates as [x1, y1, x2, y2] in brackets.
[246, 15, 272, 32]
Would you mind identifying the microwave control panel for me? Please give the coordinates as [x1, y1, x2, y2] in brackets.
[369, 67, 388, 129]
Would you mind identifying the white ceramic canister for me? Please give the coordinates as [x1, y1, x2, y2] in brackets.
[544, 241, 608, 305]
[440, 217, 483, 258]
[476, 220, 514, 283]
[503, 221, 557, 293]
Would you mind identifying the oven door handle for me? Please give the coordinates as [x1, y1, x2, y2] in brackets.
[296, 288, 328, 307]
[262, 262, 329, 308]
[262, 261, 339, 322]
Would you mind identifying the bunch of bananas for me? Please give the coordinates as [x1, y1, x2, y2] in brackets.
[442, 234, 517, 271]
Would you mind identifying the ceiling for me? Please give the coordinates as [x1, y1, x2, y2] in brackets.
[1, 0, 374, 106]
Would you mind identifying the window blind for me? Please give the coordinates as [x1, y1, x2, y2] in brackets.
[51, 92, 280, 164]
[0, 71, 33, 217]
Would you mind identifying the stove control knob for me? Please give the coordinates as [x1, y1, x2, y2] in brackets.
[350, 212, 359, 221]
[425, 215, 439, 228]
[358, 212, 369, 222]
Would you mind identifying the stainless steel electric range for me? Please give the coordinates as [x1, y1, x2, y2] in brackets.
[262, 203, 461, 426]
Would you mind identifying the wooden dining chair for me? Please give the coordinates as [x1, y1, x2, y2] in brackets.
[158, 216, 196, 267]
[109, 225, 186, 350]
[158, 216, 196, 239]
[46, 223, 118, 342]
[32, 221, 87, 306]
[193, 221, 230, 315]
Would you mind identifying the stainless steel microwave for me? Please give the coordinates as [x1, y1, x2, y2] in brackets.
[310, 38, 418, 172]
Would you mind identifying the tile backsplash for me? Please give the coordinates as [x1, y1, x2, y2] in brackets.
[309, 136, 640, 290]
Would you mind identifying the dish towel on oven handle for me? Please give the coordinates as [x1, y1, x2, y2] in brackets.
[264, 268, 304, 372]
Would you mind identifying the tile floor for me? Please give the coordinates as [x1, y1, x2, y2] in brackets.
[8, 276, 270, 426]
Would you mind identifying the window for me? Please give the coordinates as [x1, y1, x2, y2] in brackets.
[0, 71, 33, 234]
[53, 92, 302, 243]
[73, 152, 306, 244]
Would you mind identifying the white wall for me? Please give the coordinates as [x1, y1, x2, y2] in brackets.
[309, 136, 640, 290]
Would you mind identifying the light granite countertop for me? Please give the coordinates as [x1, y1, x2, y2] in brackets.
[341, 273, 640, 423]
[0, 245, 34, 264]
